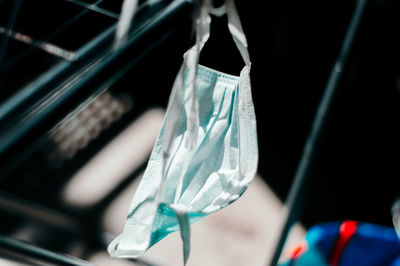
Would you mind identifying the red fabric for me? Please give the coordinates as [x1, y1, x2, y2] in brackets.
[330, 220, 358, 266]
[289, 241, 308, 260]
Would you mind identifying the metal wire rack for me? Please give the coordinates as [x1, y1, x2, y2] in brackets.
[0, 0, 193, 265]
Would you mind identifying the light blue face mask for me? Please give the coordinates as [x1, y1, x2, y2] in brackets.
[108, 0, 258, 264]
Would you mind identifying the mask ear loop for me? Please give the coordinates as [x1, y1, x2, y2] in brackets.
[169, 0, 211, 201]
[225, 0, 251, 68]
[208, 0, 251, 68]
[209, 3, 227, 17]
[114, 0, 139, 49]
[211, 0, 256, 200]
[158, 3, 212, 265]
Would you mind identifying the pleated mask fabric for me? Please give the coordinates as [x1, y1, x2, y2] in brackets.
[108, 0, 258, 264]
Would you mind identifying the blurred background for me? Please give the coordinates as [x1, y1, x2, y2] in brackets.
[0, 0, 399, 265]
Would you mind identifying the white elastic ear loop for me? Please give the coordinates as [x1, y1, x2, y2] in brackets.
[183, 1, 211, 150]
[173, 0, 211, 202]
[164, 4, 212, 265]
[162, 1, 211, 156]
[161, 0, 211, 204]
[225, 0, 251, 67]
[206, 0, 251, 67]
[209, 4, 227, 17]
[114, 0, 139, 49]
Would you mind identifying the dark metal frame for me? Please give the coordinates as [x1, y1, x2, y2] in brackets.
[0, 235, 93, 266]
[269, 0, 369, 264]
[0, 0, 193, 265]
[0, 0, 193, 178]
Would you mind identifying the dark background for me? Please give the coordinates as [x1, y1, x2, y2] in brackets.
[234, 0, 400, 228]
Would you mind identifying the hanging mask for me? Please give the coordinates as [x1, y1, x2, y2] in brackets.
[108, 0, 258, 264]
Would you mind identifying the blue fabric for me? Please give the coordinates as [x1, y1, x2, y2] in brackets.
[280, 221, 400, 266]
[340, 223, 400, 266]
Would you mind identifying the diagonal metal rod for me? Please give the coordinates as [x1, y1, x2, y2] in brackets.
[0, 0, 115, 69]
[0, 191, 83, 233]
[0, 235, 93, 266]
[268, 0, 368, 265]
[0, 0, 22, 66]
[65, 0, 119, 19]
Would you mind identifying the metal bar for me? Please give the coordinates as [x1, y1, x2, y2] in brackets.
[0, 0, 22, 66]
[0, 0, 112, 71]
[0, 191, 83, 234]
[0, 0, 172, 122]
[0, 27, 76, 60]
[268, 0, 368, 265]
[0, 0, 193, 178]
[0, 235, 93, 266]
[65, 0, 120, 19]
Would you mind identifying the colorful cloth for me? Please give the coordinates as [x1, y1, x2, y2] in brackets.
[281, 221, 400, 266]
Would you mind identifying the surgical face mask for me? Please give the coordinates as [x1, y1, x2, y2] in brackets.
[108, 0, 258, 264]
